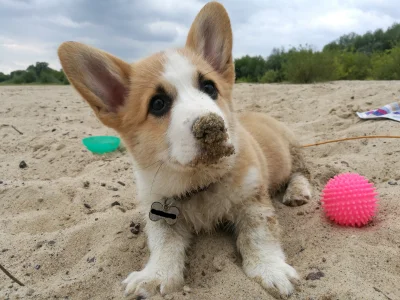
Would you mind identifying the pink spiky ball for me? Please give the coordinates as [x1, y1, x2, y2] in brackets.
[321, 173, 378, 227]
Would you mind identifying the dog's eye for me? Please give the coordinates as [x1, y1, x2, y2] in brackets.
[200, 80, 218, 100]
[149, 94, 172, 117]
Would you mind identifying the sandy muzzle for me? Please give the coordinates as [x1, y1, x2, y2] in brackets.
[191, 113, 235, 165]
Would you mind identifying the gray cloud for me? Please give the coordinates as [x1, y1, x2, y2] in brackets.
[0, 0, 399, 73]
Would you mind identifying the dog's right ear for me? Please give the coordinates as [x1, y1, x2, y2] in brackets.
[58, 41, 131, 128]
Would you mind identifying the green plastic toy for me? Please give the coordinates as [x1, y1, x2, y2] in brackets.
[82, 136, 121, 154]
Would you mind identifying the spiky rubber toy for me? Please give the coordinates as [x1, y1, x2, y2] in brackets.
[321, 173, 378, 227]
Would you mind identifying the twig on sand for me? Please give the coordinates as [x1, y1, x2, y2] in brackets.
[11, 125, 23, 135]
[373, 287, 393, 300]
[0, 124, 23, 135]
[0, 264, 25, 286]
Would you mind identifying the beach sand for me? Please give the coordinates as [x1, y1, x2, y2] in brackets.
[1, 82, 399, 300]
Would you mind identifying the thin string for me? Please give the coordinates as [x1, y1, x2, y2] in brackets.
[301, 135, 400, 148]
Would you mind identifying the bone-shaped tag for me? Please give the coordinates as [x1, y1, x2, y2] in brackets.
[149, 201, 180, 225]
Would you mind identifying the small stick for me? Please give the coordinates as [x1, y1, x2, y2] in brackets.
[373, 287, 393, 300]
[0, 264, 25, 286]
[301, 135, 400, 148]
[11, 125, 23, 135]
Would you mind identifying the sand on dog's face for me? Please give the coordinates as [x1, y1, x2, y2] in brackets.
[1, 82, 399, 300]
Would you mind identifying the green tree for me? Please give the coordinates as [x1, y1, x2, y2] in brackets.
[283, 46, 338, 83]
[259, 70, 279, 83]
[334, 52, 371, 80]
[34, 62, 49, 77]
[21, 71, 37, 83]
[39, 72, 53, 84]
[235, 55, 268, 82]
[0, 72, 10, 82]
[371, 46, 400, 80]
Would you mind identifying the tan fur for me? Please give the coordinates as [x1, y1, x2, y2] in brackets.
[239, 112, 295, 190]
[186, 2, 234, 84]
[58, 1, 311, 299]
[58, 42, 131, 129]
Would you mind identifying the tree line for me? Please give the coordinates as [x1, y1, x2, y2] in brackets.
[0, 62, 69, 85]
[235, 23, 400, 83]
[1, 23, 399, 85]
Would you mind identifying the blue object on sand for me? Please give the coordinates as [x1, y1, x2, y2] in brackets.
[82, 136, 121, 154]
[356, 101, 400, 122]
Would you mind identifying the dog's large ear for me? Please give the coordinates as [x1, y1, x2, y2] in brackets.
[58, 42, 131, 128]
[185, 2, 234, 83]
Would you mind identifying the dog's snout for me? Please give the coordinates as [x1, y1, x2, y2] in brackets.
[192, 113, 227, 144]
[190, 113, 235, 165]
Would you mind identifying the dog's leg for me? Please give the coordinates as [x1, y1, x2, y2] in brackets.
[282, 172, 311, 207]
[281, 145, 312, 207]
[235, 201, 299, 298]
[123, 220, 191, 299]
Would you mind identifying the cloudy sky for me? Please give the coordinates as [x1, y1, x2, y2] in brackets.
[1, 0, 399, 74]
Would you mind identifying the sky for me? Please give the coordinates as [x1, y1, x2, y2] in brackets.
[0, 0, 399, 74]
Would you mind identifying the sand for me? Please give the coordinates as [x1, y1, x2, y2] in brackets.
[0, 82, 399, 300]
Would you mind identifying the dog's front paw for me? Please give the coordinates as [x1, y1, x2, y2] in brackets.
[282, 174, 311, 207]
[122, 266, 183, 299]
[244, 258, 299, 298]
[282, 190, 310, 207]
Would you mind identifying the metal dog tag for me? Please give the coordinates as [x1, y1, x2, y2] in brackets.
[149, 201, 180, 225]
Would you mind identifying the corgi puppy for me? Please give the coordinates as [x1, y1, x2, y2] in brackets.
[58, 1, 312, 299]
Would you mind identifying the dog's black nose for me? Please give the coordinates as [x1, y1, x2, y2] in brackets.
[192, 113, 227, 144]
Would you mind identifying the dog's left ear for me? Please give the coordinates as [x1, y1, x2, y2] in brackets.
[186, 2, 234, 83]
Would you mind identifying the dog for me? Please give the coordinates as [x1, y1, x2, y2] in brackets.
[58, 1, 312, 298]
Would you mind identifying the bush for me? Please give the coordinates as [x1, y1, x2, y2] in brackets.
[235, 55, 268, 82]
[63, 77, 70, 85]
[56, 70, 70, 85]
[235, 76, 253, 83]
[371, 47, 400, 79]
[12, 76, 24, 84]
[10, 70, 25, 79]
[334, 52, 371, 80]
[39, 72, 53, 84]
[0, 72, 10, 82]
[283, 46, 338, 83]
[260, 70, 279, 83]
[22, 71, 37, 83]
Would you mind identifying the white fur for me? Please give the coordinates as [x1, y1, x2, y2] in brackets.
[123, 221, 190, 297]
[243, 249, 299, 296]
[164, 51, 228, 165]
[236, 206, 299, 296]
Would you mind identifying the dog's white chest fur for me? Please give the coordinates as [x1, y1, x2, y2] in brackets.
[137, 166, 261, 232]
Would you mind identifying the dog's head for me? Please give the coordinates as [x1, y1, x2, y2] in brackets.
[58, 2, 237, 171]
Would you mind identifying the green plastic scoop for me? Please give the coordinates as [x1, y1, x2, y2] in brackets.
[82, 136, 121, 154]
